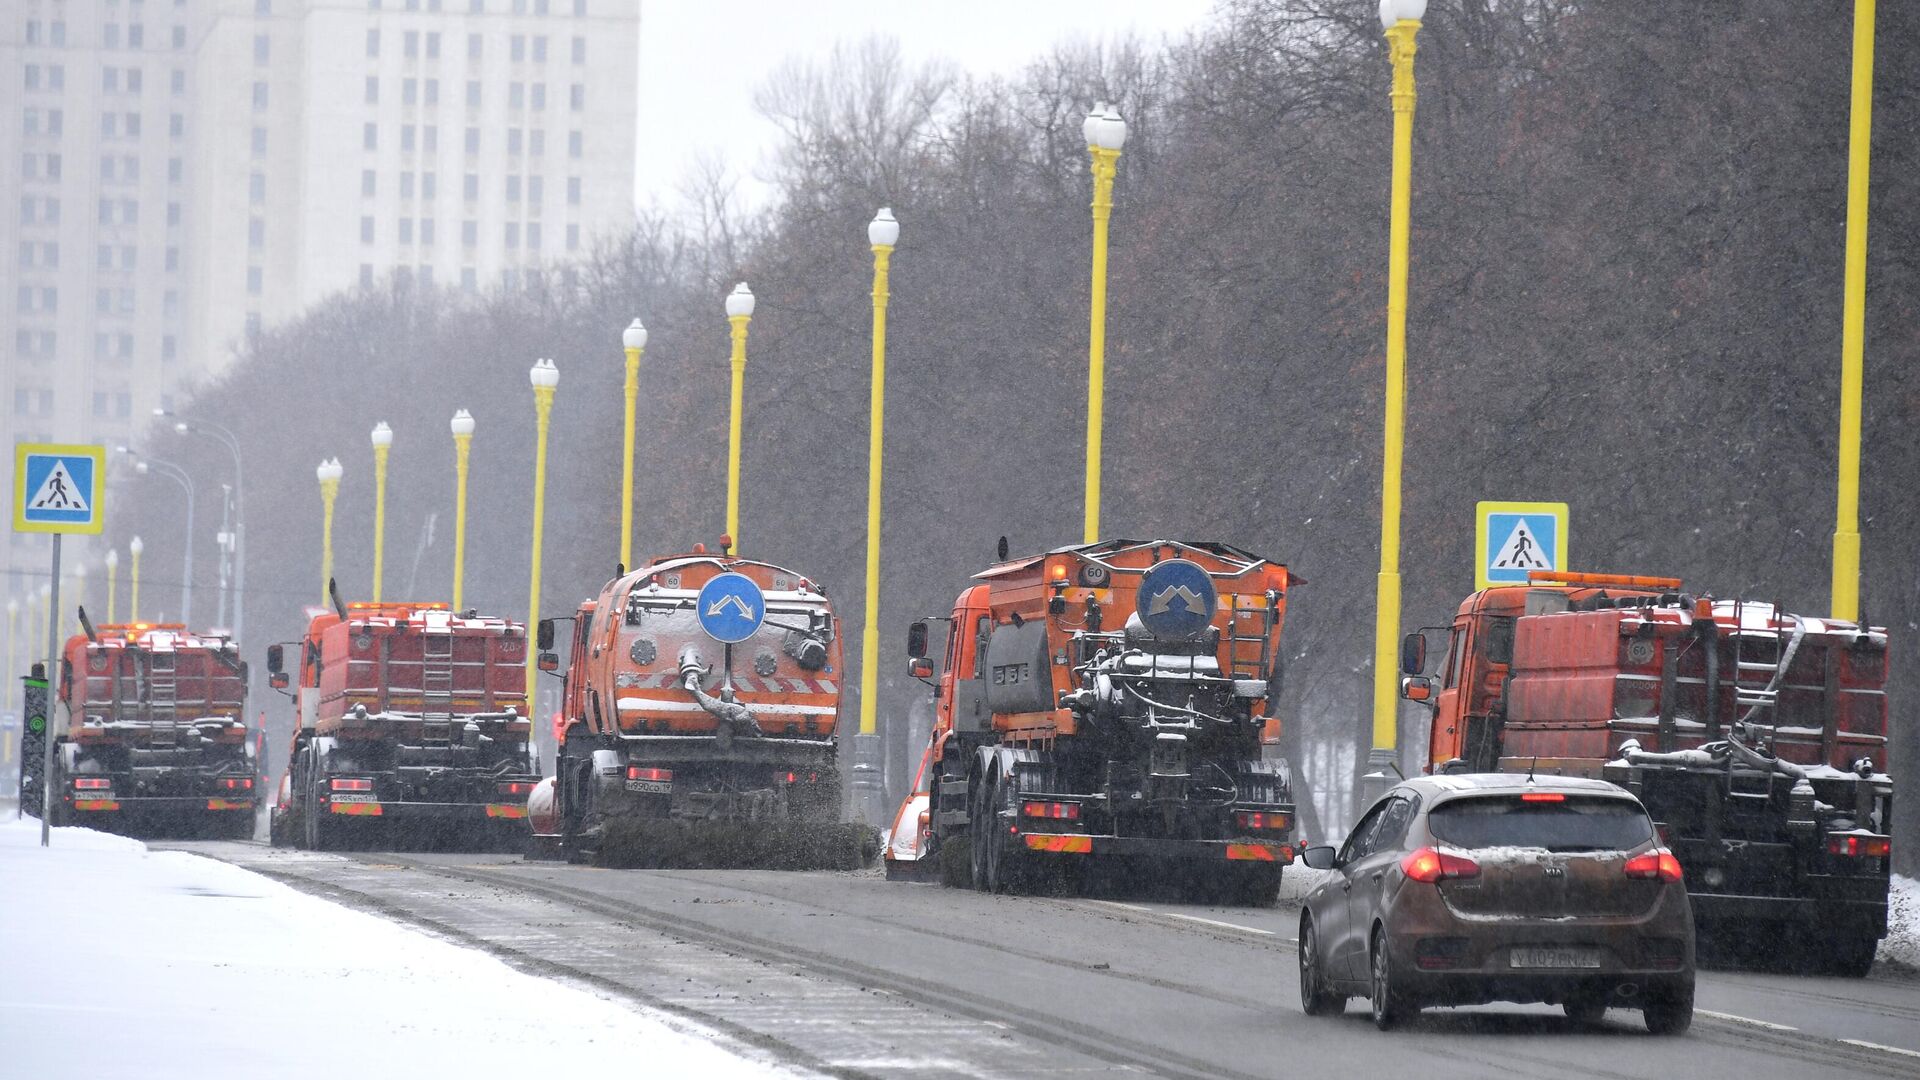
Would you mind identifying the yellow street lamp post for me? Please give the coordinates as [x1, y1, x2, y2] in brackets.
[620, 319, 648, 570]
[129, 536, 144, 624]
[104, 549, 119, 624]
[71, 564, 87, 637]
[450, 411, 475, 611]
[1082, 104, 1128, 544]
[1831, 0, 1876, 623]
[526, 358, 560, 696]
[370, 422, 394, 602]
[855, 208, 900, 823]
[317, 458, 343, 605]
[723, 284, 755, 551]
[1366, 0, 1427, 802]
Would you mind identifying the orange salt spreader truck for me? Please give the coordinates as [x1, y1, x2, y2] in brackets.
[887, 539, 1300, 903]
[45, 611, 258, 838]
[527, 546, 864, 867]
[266, 585, 539, 851]
[1400, 571, 1894, 975]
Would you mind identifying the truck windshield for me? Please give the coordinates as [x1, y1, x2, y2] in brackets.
[1427, 795, 1652, 852]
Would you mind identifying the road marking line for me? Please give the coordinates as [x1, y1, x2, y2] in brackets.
[1082, 899, 1274, 937]
[1697, 1009, 1797, 1032]
[1840, 1038, 1920, 1060]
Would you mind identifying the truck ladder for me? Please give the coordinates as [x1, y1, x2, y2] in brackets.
[1727, 599, 1798, 755]
[147, 648, 179, 745]
[420, 628, 454, 744]
[1222, 594, 1278, 681]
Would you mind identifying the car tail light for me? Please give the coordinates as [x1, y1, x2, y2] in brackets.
[1827, 833, 1891, 858]
[1022, 800, 1081, 820]
[72, 777, 112, 790]
[219, 778, 253, 790]
[1400, 847, 1480, 883]
[330, 778, 373, 792]
[1623, 849, 1684, 881]
[497, 781, 535, 797]
[626, 766, 672, 782]
[1519, 791, 1565, 802]
[1234, 810, 1291, 832]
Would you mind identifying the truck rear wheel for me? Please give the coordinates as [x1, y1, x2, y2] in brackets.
[1825, 932, 1879, 978]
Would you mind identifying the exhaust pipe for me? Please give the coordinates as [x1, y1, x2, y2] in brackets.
[1613, 982, 1640, 998]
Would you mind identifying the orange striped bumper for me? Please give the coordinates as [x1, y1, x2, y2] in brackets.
[1024, 833, 1093, 854]
[484, 803, 528, 819]
[329, 801, 385, 816]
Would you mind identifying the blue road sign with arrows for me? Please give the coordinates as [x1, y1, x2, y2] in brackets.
[1135, 558, 1218, 640]
[697, 572, 766, 644]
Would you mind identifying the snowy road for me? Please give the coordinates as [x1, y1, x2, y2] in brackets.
[138, 839, 1920, 1080]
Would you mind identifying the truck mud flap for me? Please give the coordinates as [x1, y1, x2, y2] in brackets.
[594, 818, 881, 871]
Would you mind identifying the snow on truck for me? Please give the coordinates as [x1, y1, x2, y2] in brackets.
[888, 539, 1300, 904]
[267, 588, 540, 851]
[41, 614, 258, 838]
[529, 546, 866, 867]
[1402, 571, 1894, 975]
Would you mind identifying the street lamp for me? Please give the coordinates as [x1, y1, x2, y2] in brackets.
[1831, 0, 1877, 622]
[1082, 102, 1127, 544]
[620, 318, 648, 571]
[155, 410, 246, 642]
[72, 563, 87, 638]
[370, 421, 394, 602]
[450, 411, 475, 611]
[104, 549, 119, 624]
[1366, 0, 1427, 804]
[526, 358, 560, 696]
[724, 283, 755, 552]
[317, 458, 343, 605]
[854, 208, 899, 824]
[122, 445, 199, 627]
[129, 536, 144, 623]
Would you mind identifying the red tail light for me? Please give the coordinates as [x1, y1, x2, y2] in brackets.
[219, 778, 253, 790]
[330, 778, 372, 792]
[1827, 833, 1891, 858]
[1400, 847, 1480, 883]
[1234, 810, 1292, 832]
[497, 781, 535, 797]
[72, 777, 112, 790]
[1519, 791, 1565, 802]
[1021, 800, 1081, 820]
[626, 766, 672, 782]
[1624, 850, 1684, 881]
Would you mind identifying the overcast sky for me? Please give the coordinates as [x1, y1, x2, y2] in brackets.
[634, 0, 1219, 214]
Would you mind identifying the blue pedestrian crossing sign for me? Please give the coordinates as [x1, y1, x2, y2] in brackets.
[1476, 501, 1568, 589]
[14, 444, 106, 535]
[1135, 558, 1218, 640]
[697, 572, 766, 644]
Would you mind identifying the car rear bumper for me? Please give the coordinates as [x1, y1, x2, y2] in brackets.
[1689, 891, 1888, 933]
[321, 798, 527, 820]
[67, 795, 256, 813]
[1012, 830, 1294, 864]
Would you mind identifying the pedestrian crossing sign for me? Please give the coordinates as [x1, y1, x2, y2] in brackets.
[14, 443, 106, 535]
[1476, 501, 1567, 589]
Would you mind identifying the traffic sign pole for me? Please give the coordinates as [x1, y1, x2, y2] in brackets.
[42, 534, 59, 847]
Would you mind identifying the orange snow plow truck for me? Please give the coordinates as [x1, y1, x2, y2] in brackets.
[267, 590, 539, 851]
[528, 547, 870, 868]
[1402, 571, 1894, 975]
[45, 613, 257, 839]
[888, 539, 1300, 904]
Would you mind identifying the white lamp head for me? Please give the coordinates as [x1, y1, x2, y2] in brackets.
[7, 599, 16, 614]
[450, 409, 475, 437]
[869, 207, 900, 247]
[129, 536, 143, 556]
[135, 461, 150, 476]
[1095, 107, 1128, 151]
[725, 282, 755, 318]
[317, 457, 344, 483]
[173, 421, 189, 434]
[529, 358, 559, 388]
[74, 563, 87, 580]
[105, 549, 118, 569]
[1083, 102, 1107, 145]
[623, 318, 648, 350]
[370, 421, 393, 448]
[40, 582, 51, 598]
[1379, 0, 1427, 29]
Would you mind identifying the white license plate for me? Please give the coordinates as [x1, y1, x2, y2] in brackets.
[624, 780, 672, 794]
[1510, 947, 1601, 969]
[330, 793, 376, 803]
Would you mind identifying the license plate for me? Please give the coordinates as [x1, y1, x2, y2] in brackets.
[1510, 947, 1601, 969]
[330, 793, 376, 803]
[624, 779, 671, 794]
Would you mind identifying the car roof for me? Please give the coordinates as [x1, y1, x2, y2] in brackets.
[1390, 772, 1635, 802]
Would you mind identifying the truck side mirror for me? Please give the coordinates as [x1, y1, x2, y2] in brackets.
[269, 671, 290, 690]
[537, 619, 556, 651]
[265, 643, 284, 674]
[537, 651, 559, 673]
[1401, 675, 1433, 703]
[1400, 632, 1427, 675]
[907, 657, 934, 680]
[906, 620, 928, 659]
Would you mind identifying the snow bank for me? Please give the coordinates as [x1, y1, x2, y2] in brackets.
[0, 814, 809, 1078]
[1883, 874, 1920, 972]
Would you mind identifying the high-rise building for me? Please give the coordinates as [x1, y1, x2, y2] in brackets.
[2, 0, 638, 581]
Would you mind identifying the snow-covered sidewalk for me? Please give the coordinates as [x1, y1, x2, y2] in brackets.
[0, 812, 806, 1079]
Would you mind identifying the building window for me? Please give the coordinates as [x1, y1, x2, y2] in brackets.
[404, 78, 417, 105]
[254, 33, 270, 63]
[256, 0, 273, 14]
[509, 83, 525, 110]
[425, 79, 439, 105]
[462, 219, 477, 246]
[249, 173, 266, 204]
[466, 80, 481, 107]
[461, 267, 477, 291]
[572, 36, 585, 64]
[420, 219, 435, 245]
[463, 174, 478, 200]
[364, 122, 378, 149]
[534, 36, 548, 63]
[402, 125, 416, 151]
[531, 83, 546, 110]
[366, 76, 379, 104]
[247, 266, 263, 294]
[424, 125, 437, 151]
[468, 33, 481, 60]
[527, 222, 541, 250]
[170, 113, 185, 137]
[105, 24, 121, 49]
[566, 223, 578, 250]
[252, 81, 269, 110]
[173, 26, 186, 49]
[361, 216, 375, 243]
[511, 35, 525, 62]
[570, 84, 584, 111]
[528, 175, 542, 203]
[401, 171, 415, 198]
[360, 264, 375, 287]
[427, 33, 440, 59]
[252, 126, 268, 155]
[126, 113, 143, 136]
[573, 0, 585, 14]
[505, 222, 519, 248]
[464, 127, 480, 154]
[367, 29, 380, 57]
[168, 157, 182, 183]
[173, 69, 186, 94]
[362, 169, 376, 196]
[129, 69, 144, 94]
[567, 176, 580, 204]
[130, 24, 145, 48]
[399, 218, 413, 243]
[248, 219, 265, 249]
[404, 30, 418, 58]
[167, 202, 180, 226]
[530, 129, 544, 156]
[506, 176, 521, 201]
[166, 246, 179, 271]
[508, 130, 522, 155]
[163, 335, 177, 361]
[104, 68, 121, 93]
[422, 172, 437, 198]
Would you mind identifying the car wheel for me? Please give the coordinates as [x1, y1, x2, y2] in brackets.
[1642, 982, 1694, 1035]
[1563, 995, 1608, 1026]
[1298, 916, 1344, 1017]
[1825, 932, 1878, 978]
[1369, 928, 1414, 1031]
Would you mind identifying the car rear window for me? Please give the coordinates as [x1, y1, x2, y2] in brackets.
[1426, 795, 1652, 852]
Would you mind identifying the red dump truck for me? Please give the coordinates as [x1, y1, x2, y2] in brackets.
[48, 618, 258, 838]
[1403, 572, 1894, 974]
[268, 595, 540, 851]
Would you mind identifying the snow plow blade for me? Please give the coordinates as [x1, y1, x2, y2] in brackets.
[594, 819, 881, 871]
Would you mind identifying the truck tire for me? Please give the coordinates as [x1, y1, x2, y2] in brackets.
[982, 770, 1027, 895]
[1826, 933, 1879, 978]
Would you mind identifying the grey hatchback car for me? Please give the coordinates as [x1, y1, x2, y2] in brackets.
[1298, 774, 1694, 1033]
